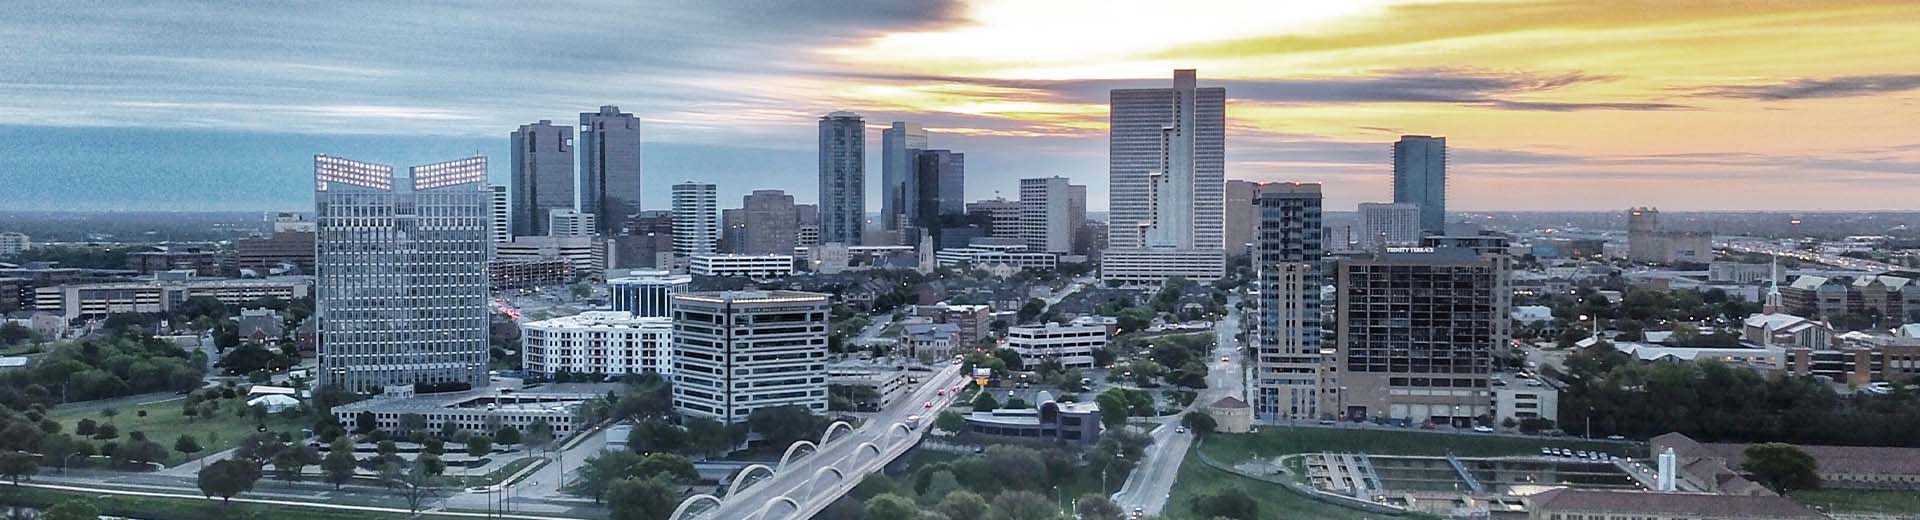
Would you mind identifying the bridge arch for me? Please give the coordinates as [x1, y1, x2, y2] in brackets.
[855, 442, 883, 459]
[754, 496, 801, 520]
[666, 494, 722, 520]
[821, 421, 855, 445]
[776, 440, 818, 473]
[726, 464, 776, 498]
[808, 465, 846, 498]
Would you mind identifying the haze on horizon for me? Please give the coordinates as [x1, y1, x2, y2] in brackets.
[1, 0, 1916, 213]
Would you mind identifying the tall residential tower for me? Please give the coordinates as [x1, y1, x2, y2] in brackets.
[881, 122, 927, 231]
[818, 112, 866, 245]
[1392, 135, 1447, 235]
[672, 181, 719, 256]
[1254, 183, 1324, 421]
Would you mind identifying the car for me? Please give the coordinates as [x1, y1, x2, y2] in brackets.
[467, 486, 490, 493]
[1131, 507, 1145, 518]
[924, 401, 933, 409]
[1472, 426, 1494, 433]
[1175, 427, 1187, 434]
[1220, 356, 1229, 362]
[1605, 434, 1626, 440]
[1318, 419, 1336, 425]
[1539, 447, 1552, 455]
[937, 389, 946, 396]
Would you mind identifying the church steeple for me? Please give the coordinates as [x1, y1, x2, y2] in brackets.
[1763, 254, 1784, 314]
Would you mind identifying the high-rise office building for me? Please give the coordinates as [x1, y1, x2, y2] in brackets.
[1254, 183, 1324, 421]
[510, 120, 575, 237]
[1068, 184, 1087, 254]
[547, 209, 597, 238]
[1333, 246, 1506, 426]
[910, 149, 965, 246]
[579, 105, 642, 235]
[966, 198, 1024, 239]
[670, 290, 831, 423]
[672, 182, 719, 256]
[743, 189, 799, 256]
[720, 208, 746, 254]
[1109, 69, 1225, 250]
[818, 112, 865, 245]
[488, 185, 511, 244]
[1392, 135, 1447, 234]
[881, 122, 927, 231]
[314, 155, 490, 392]
[1357, 202, 1422, 251]
[1224, 180, 1260, 256]
[1020, 176, 1076, 254]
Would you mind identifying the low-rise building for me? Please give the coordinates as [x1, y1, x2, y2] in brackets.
[33, 273, 312, 321]
[688, 254, 795, 278]
[1656, 431, 1920, 491]
[827, 366, 910, 410]
[1207, 396, 1252, 433]
[497, 236, 604, 278]
[489, 258, 575, 289]
[127, 245, 225, 276]
[0, 232, 29, 257]
[332, 388, 599, 440]
[520, 311, 673, 378]
[235, 308, 284, 344]
[962, 392, 1101, 445]
[934, 248, 1058, 274]
[1524, 488, 1826, 520]
[901, 321, 961, 360]
[234, 231, 316, 275]
[607, 270, 691, 318]
[1491, 382, 1558, 425]
[1005, 322, 1106, 369]
[912, 303, 993, 346]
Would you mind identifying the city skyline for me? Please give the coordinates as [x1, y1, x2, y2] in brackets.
[4, 1, 1920, 213]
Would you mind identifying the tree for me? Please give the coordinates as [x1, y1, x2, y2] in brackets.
[495, 426, 522, 447]
[525, 419, 556, 454]
[937, 490, 990, 520]
[990, 490, 1055, 520]
[174, 434, 204, 465]
[865, 493, 921, 519]
[1189, 487, 1259, 520]
[92, 422, 119, 441]
[0, 451, 37, 484]
[197, 458, 262, 502]
[321, 438, 358, 489]
[606, 477, 679, 520]
[1182, 411, 1218, 435]
[396, 413, 427, 439]
[627, 418, 687, 454]
[273, 446, 319, 481]
[632, 453, 698, 483]
[684, 417, 732, 458]
[75, 418, 96, 437]
[566, 450, 645, 502]
[40, 434, 85, 473]
[935, 410, 967, 433]
[746, 405, 827, 449]
[42, 500, 102, 520]
[354, 410, 377, 434]
[1017, 299, 1047, 324]
[394, 460, 442, 514]
[1075, 494, 1124, 520]
[972, 392, 1000, 412]
[1742, 443, 1820, 494]
[465, 434, 493, 462]
[119, 439, 168, 467]
[1095, 392, 1131, 429]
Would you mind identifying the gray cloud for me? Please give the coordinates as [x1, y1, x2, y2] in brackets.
[1690, 75, 1920, 100]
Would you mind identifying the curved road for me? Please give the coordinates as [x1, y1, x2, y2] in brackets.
[1112, 298, 1246, 515]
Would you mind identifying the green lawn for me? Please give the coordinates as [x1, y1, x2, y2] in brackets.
[1795, 488, 1920, 515]
[449, 456, 544, 487]
[0, 485, 515, 520]
[1199, 426, 1633, 464]
[1165, 444, 1398, 520]
[51, 396, 307, 466]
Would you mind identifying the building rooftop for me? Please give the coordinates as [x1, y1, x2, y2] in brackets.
[1209, 396, 1249, 409]
[525, 311, 671, 330]
[675, 290, 828, 304]
[1530, 489, 1825, 519]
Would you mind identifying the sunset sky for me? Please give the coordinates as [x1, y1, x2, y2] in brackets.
[2, 0, 1917, 212]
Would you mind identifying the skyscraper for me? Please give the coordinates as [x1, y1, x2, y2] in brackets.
[672, 181, 718, 256]
[1068, 184, 1087, 253]
[1020, 176, 1076, 254]
[1357, 202, 1421, 251]
[881, 122, 927, 231]
[910, 149, 965, 243]
[547, 209, 597, 238]
[743, 189, 799, 256]
[488, 184, 511, 245]
[1109, 69, 1225, 250]
[1392, 135, 1447, 234]
[1224, 180, 1260, 255]
[314, 154, 490, 392]
[1254, 183, 1323, 421]
[818, 112, 865, 245]
[579, 105, 642, 235]
[510, 120, 575, 237]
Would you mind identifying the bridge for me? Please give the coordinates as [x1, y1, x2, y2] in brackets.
[670, 363, 966, 520]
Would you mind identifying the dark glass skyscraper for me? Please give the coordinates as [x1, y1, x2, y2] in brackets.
[511, 120, 574, 236]
[1393, 135, 1448, 234]
[881, 122, 926, 231]
[579, 105, 642, 235]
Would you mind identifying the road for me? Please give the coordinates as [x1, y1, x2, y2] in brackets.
[691, 363, 966, 520]
[446, 421, 615, 514]
[1721, 238, 1899, 272]
[1111, 298, 1245, 515]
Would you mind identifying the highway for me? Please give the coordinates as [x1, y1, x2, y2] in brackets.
[1111, 298, 1246, 515]
[688, 362, 966, 520]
